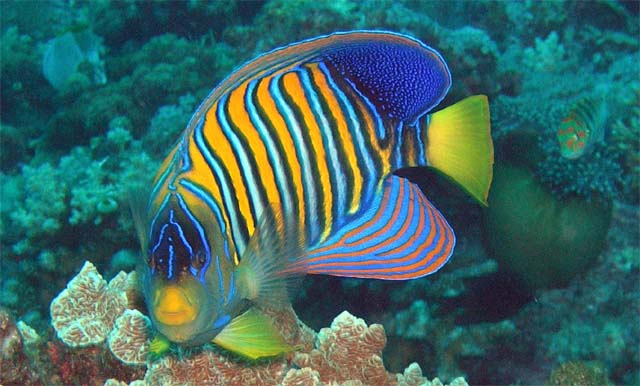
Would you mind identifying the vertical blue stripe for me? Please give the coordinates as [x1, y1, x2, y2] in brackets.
[216, 92, 266, 225]
[318, 62, 378, 201]
[245, 79, 294, 217]
[193, 117, 247, 254]
[175, 194, 211, 283]
[179, 179, 232, 263]
[270, 73, 320, 241]
[297, 67, 347, 223]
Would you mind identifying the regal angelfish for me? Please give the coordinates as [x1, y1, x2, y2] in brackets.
[135, 31, 494, 359]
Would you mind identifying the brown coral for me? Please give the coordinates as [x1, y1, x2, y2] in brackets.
[282, 367, 321, 386]
[145, 349, 288, 385]
[0, 307, 43, 385]
[108, 309, 152, 365]
[45, 261, 468, 386]
[293, 311, 396, 385]
[396, 362, 469, 386]
[50, 261, 129, 347]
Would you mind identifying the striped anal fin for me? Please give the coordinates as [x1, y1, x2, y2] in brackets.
[287, 176, 455, 279]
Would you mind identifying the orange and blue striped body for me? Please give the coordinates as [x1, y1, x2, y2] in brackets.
[148, 31, 453, 278]
[140, 31, 492, 352]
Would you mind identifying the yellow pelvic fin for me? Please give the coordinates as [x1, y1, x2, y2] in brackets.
[212, 308, 293, 360]
[149, 334, 171, 358]
[426, 95, 494, 206]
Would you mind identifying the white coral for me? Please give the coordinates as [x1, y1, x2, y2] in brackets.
[50, 261, 128, 347]
[108, 309, 151, 365]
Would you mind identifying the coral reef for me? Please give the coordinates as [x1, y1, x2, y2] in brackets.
[293, 311, 395, 385]
[108, 310, 151, 366]
[546, 361, 613, 386]
[1, 1, 638, 385]
[50, 263, 470, 385]
[0, 307, 42, 385]
[50, 261, 129, 347]
[0, 260, 470, 385]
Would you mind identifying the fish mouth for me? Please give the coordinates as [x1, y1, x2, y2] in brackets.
[153, 286, 198, 326]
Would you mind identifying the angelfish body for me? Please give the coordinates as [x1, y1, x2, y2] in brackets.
[138, 31, 493, 359]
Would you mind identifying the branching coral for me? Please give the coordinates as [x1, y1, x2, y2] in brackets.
[536, 140, 625, 201]
[9, 162, 68, 254]
[523, 31, 566, 72]
[50, 261, 129, 347]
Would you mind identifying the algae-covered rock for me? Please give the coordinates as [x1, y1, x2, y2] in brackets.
[547, 361, 612, 386]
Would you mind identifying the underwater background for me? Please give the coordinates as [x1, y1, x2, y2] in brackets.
[0, 1, 638, 385]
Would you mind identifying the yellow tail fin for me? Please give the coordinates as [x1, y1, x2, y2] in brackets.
[426, 95, 494, 206]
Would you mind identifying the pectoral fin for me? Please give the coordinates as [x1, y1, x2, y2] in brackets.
[148, 333, 171, 359]
[212, 308, 293, 360]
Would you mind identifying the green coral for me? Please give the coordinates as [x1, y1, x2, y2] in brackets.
[144, 94, 197, 155]
[523, 31, 566, 72]
[610, 85, 640, 200]
[547, 361, 612, 386]
[5, 123, 157, 258]
[9, 163, 68, 253]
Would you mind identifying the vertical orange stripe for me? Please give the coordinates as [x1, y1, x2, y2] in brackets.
[256, 76, 306, 243]
[281, 72, 333, 240]
[307, 63, 363, 214]
[227, 83, 283, 219]
[203, 102, 255, 235]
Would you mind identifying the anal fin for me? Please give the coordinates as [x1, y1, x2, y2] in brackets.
[288, 176, 455, 280]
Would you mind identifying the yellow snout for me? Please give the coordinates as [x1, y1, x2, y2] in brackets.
[153, 286, 198, 326]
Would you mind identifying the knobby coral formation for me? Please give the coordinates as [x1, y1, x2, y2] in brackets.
[43, 261, 469, 385]
[108, 309, 151, 365]
[293, 311, 394, 385]
[50, 261, 129, 347]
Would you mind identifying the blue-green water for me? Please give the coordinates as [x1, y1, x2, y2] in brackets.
[1, 1, 638, 385]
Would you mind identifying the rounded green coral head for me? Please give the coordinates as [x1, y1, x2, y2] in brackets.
[483, 162, 611, 289]
[547, 361, 612, 386]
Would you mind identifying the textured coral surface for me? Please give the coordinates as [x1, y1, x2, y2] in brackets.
[50, 261, 128, 347]
[0, 261, 466, 385]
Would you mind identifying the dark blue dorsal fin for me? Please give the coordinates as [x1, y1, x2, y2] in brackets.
[186, 32, 451, 135]
[323, 34, 451, 123]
